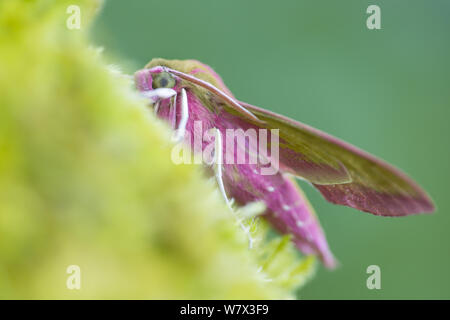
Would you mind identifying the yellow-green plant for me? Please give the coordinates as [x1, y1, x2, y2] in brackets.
[0, 0, 314, 299]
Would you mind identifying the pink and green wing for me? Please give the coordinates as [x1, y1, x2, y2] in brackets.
[239, 101, 435, 217]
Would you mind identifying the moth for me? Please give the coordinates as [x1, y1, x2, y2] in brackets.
[135, 59, 434, 268]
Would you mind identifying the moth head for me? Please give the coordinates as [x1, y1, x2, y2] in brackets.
[135, 60, 260, 122]
[139, 59, 237, 96]
[134, 66, 179, 103]
[151, 71, 176, 89]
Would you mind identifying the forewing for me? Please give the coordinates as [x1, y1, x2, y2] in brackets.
[238, 101, 435, 216]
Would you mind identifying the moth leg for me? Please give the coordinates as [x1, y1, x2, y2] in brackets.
[173, 88, 189, 142]
[140, 88, 176, 117]
[212, 128, 255, 249]
[154, 100, 160, 115]
[212, 128, 230, 209]
[168, 92, 177, 130]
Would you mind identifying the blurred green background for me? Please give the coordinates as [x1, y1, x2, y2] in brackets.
[92, 0, 450, 299]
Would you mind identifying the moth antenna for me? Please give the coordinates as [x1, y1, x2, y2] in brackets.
[173, 88, 189, 142]
[212, 128, 254, 248]
[164, 67, 261, 123]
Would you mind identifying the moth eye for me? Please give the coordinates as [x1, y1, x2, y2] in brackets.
[152, 72, 176, 89]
